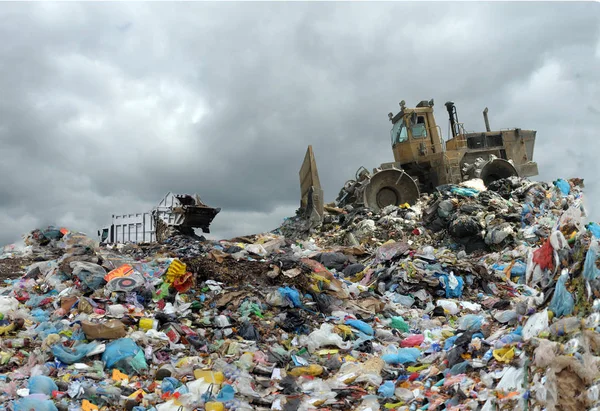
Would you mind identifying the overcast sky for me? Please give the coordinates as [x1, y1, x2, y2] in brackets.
[0, 2, 599, 246]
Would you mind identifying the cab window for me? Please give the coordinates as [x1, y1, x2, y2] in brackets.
[411, 115, 427, 138]
[390, 119, 408, 145]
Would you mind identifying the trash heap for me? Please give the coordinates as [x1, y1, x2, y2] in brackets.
[1, 177, 600, 411]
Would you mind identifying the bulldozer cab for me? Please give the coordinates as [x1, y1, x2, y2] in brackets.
[389, 100, 444, 165]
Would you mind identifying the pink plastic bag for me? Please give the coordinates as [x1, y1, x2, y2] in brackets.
[401, 334, 424, 347]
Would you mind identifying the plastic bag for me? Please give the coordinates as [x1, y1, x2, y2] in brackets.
[0, 296, 19, 314]
[246, 244, 268, 257]
[389, 316, 410, 332]
[437, 300, 459, 315]
[494, 310, 518, 324]
[584, 240, 600, 281]
[587, 222, 600, 239]
[532, 239, 555, 271]
[102, 338, 147, 373]
[278, 287, 302, 307]
[458, 314, 483, 332]
[378, 380, 395, 398]
[161, 377, 181, 394]
[345, 319, 374, 336]
[373, 242, 409, 265]
[13, 396, 58, 411]
[70, 261, 107, 291]
[306, 323, 350, 352]
[31, 308, 50, 323]
[28, 375, 58, 395]
[438, 272, 464, 298]
[550, 230, 569, 250]
[450, 187, 479, 197]
[522, 309, 549, 341]
[381, 347, 421, 365]
[548, 270, 574, 317]
[52, 342, 100, 364]
[401, 334, 424, 348]
[554, 178, 571, 196]
[238, 322, 260, 341]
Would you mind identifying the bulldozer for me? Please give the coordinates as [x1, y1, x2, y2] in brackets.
[299, 99, 538, 218]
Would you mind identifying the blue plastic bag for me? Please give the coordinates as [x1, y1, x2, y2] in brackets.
[437, 273, 464, 298]
[381, 347, 421, 364]
[13, 396, 58, 411]
[216, 384, 235, 402]
[28, 375, 58, 395]
[278, 287, 302, 307]
[587, 223, 600, 239]
[584, 242, 600, 281]
[549, 272, 574, 317]
[450, 187, 479, 197]
[102, 338, 148, 373]
[378, 380, 395, 398]
[52, 342, 100, 364]
[102, 338, 139, 368]
[345, 319, 374, 336]
[554, 179, 570, 196]
[31, 308, 50, 323]
[458, 314, 483, 332]
[443, 335, 458, 350]
[161, 377, 180, 394]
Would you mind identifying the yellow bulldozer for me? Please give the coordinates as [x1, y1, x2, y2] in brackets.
[299, 99, 538, 219]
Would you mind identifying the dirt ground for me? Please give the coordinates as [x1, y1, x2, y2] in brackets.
[184, 255, 312, 291]
[0, 257, 33, 282]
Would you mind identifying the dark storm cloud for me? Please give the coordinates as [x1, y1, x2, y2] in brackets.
[0, 2, 598, 244]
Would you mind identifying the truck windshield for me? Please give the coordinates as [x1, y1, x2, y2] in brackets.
[390, 119, 408, 145]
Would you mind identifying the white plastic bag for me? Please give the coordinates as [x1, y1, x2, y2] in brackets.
[522, 309, 549, 341]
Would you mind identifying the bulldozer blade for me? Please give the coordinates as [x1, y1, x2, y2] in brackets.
[299, 145, 324, 221]
[362, 168, 420, 212]
[479, 158, 519, 186]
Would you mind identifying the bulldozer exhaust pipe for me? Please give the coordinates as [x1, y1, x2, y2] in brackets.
[483, 107, 491, 132]
[445, 101, 458, 138]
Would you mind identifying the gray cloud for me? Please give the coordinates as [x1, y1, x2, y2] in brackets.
[0, 2, 598, 245]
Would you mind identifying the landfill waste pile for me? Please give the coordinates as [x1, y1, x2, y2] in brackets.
[1, 176, 600, 411]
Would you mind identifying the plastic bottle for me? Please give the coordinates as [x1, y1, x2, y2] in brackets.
[493, 333, 522, 349]
[549, 317, 582, 336]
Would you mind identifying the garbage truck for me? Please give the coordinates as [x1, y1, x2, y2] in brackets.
[99, 192, 220, 244]
[299, 99, 538, 217]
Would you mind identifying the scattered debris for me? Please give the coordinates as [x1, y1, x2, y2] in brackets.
[0, 176, 598, 411]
